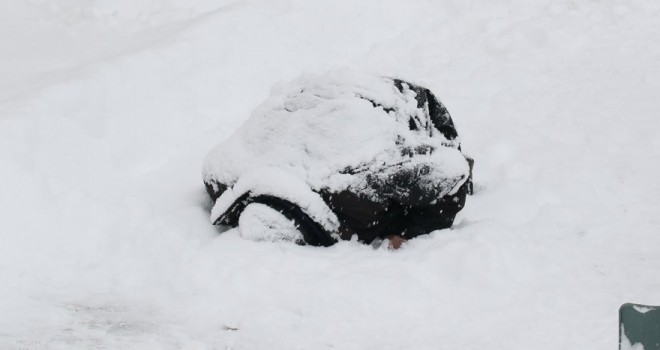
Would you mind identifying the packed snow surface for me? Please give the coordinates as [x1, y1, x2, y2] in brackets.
[2, 0, 660, 349]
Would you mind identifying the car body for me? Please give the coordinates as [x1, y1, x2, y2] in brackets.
[203, 71, 473, 246]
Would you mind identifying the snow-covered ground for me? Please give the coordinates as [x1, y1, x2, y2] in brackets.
[2, 0, 659, 349]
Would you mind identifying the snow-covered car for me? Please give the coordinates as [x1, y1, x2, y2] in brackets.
[203, 71, 473, 246]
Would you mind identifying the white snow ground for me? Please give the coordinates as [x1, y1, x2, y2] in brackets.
[1, 0, 659, 349]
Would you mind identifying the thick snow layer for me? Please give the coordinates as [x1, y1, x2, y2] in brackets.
[239, 203, 304, 243]
[2, 0, 660, 349]
[204, 70, 469, 226]
[209, 166, 341, 232]
[203, 71, 467, 192]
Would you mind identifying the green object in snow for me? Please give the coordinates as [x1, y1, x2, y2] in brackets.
[620, 303, 660, 350]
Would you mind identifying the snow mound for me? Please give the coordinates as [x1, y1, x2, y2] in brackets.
[239, 203, 304, 243]
[210, 166, 340, 232]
